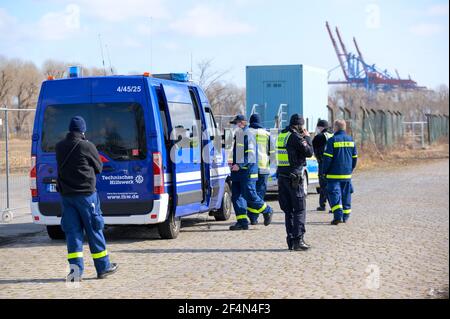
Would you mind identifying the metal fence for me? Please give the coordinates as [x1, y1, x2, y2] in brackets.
[0, 107, 36, 223]
[328, 106, 449, 150]
[426, 114, 450, 144]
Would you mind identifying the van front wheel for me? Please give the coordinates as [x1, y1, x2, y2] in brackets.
[158, 212, 181, 240]
[47, 225, 65, 240]
[214, 183, 232, 221]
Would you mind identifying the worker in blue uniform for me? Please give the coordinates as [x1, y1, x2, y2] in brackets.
[229, 115, 273, 231]
[248, 114, 275, 225]
[277, 115, 314, 251]
[55, 116, 118, 281]
[312, 120, 334, 212]
[321, 119, 358, 225]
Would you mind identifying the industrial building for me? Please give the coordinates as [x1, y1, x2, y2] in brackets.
[246, 64, 329, 132]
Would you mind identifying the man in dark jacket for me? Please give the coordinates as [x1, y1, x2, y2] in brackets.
[276, 114, 314, 251]
[56, 116, 118, 282]
[312, 120, 334, 212]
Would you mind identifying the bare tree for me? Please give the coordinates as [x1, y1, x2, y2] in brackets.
[10, 60, 41, 135]
[330, 84, 449, 122]
[0, 56, 14, 106]
[194, 59, 244, 115]
[42, 59, 67, 79]
[196, 59, 230, 94]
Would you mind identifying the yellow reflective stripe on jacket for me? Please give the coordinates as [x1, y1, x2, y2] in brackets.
[334, 141, 355, 148]
[91, 250, 108, 260]
[331, 205, 343, 212]
[276, 132, 292, 167]
[68, 252, 83, 260]
[353, 155, 358, 158]
[236, 215, 248, 221]
[256, 129, 270, 171]
[324, 152, 334, 158]
[247, 203, 267, 214]
[250, 174, 259, 179]
[327, 174, 352, 179]
[256, 135, 269, 143]
[343, 209, 352, 215]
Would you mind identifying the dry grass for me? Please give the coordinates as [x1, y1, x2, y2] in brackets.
[0, 138, 32, 173]
[358, 140, 449, 171]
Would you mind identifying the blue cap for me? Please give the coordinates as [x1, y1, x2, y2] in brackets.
[250, 114, 264, 129]
[69, 116, 87, 133]
[250, 114, 262, 125]
[230, 115, 247, 124]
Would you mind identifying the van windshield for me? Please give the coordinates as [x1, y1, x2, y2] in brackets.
[41, 103, 147, 161]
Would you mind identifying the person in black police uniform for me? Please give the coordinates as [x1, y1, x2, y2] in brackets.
[312, 120, 334, 212]
[276, 114, 314, 251]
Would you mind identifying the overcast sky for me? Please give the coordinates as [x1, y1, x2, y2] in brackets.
[0, 0, 448, 89]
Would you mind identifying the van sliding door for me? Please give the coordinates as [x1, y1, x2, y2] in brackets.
[161, 84, 204, 217]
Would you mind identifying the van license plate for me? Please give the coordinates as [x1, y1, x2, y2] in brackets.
[47, 184, 57, 193]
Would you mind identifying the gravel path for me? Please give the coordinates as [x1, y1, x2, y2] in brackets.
[0, 159, 448, 299]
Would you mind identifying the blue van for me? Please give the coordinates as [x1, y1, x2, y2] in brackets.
[30, 72, 232, 240]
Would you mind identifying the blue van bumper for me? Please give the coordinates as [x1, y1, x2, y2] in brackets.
[31, 194, 170, 226]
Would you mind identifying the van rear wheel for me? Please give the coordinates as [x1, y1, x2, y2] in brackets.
[158, 212, 181, 240]
[214, 183, 232, 221]
[46, 225, 65, 240]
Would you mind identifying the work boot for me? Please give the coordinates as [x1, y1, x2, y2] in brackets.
[293, 237, 310, 251]
[317, 206, 326, 212]
[294, 236, 310, 251]
[263, 210, 273, 226]
[229, 223, 249, 231]
[250, 219, 259, 226]
[66, 273, 82, 283]
[286, 237, 294, 251]
[97, 263, 119, 279]
[331, 220, 342, 226]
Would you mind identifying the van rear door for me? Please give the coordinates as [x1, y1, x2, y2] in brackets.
[90, 78, 153, 216]
[38, 78, 154, 217]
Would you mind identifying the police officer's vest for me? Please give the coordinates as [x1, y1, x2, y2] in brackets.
[253, 128, 271, 174]
[276, 131, 292, 167]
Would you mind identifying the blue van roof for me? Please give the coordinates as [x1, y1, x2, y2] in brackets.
[42, 75, 209, 104]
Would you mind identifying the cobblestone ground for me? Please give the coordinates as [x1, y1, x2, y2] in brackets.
[0, 160, 448, 299]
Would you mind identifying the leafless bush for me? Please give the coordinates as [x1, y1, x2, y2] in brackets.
[195, 59, 245, 115]
[329, 85, 449, 121]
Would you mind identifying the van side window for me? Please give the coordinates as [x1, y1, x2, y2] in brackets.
[167, 102, 200, 150]
[155, 88, 169, 143]
[205, 107, 218, 139]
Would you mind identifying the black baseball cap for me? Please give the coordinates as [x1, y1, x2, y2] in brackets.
[289, 114, 305, 126]
[317, 119, 329, 128]
[230, 115, 247, 124]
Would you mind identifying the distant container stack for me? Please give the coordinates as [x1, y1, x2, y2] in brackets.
[246, 65, 329, 132]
